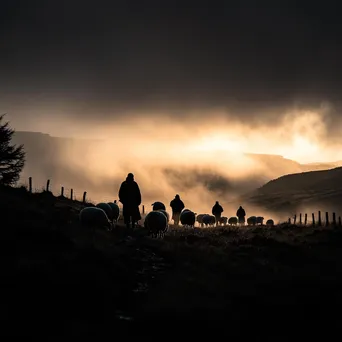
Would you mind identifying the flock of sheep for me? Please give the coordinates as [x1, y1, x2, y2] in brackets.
[79, 200, 275, 238]
[79, 201, 121, 231]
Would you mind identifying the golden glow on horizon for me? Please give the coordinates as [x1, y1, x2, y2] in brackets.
[11, 106, 342, 218]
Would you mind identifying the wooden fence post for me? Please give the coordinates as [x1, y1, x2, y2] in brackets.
[299, 213, 302, 225]
[46, 179, 50, 192]
[304, 213, 307, 226]
[318, 211, 322, 226]
[312, 213, 315, 227]
[70, 189, 73, 200]
[288, 218, 291, 224]
[142, 205, 145, 214]
[294, 214, 297, 225]
[339, 216, 342, 227]
[61, 186, 64, 197]
[29, 177, 32, 193]
[326, 212, 329, 226]
[332, 212, 336, 226]
[82, 191, 87, 204]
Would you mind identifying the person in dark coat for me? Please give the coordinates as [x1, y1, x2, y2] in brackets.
[236, 206, 246, 225]
[212, 201, 224, 226]
[118, 173, 142, 230]
[170, 194, 185, 226]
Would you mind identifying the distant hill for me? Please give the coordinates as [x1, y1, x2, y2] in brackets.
[301, 161, 342, 172]
[245, 152, 342, 173]
[241, 167, 342, 215]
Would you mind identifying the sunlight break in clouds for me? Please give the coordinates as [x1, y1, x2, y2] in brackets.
[12, 104, 342, 219]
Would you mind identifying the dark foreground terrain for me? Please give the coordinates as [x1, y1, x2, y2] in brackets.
[2, 185, 342, 338]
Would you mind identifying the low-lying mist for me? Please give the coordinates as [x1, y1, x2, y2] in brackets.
[13, 105, 342, 221]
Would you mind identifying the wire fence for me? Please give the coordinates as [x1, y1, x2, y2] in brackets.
[16, 176, 148, 215]
[14, 176, 342, 227]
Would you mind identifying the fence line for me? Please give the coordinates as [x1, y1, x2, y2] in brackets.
[18, 176, 342, 227]
[18, 176, 147, 214]
[288, 210, 342, 227]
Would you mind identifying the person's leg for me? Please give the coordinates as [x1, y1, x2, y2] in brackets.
[174, 212, 180, 226]
[176, 213, 180, 226]
[124, 215, 130, 229]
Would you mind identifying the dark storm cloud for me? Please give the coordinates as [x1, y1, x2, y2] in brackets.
[1, 0, 342, 121]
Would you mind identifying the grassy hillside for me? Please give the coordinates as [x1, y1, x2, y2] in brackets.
[242, 167, 342, 214]
[3, 184, 342, 337]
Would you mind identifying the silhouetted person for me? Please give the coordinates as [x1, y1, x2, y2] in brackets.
[212, 201, 223, 226]
[118, 173, 142, 232]
[170, 194, 185, 226]
[236, 206, 246, 225]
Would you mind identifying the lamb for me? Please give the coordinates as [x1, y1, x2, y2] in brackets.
[79, 207, 112, 231]
[266, 219, 274, 227]
[151, 201, 166, 211]
[196, 214, 207, 227]
[144, 210, 168, 238]
[228, 217, 238, 225]
[256, 216, 264, 225]
[247, 216, 257, 226]
[218, 216, 228, 226]
[180, 209, 196, 227]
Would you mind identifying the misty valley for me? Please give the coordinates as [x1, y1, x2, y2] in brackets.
[12, 131, 342, 218]
[2, 127, 342, 337]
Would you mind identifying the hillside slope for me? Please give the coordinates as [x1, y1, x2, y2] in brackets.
[242, 167, 342, 214]
[5, 184, 342, 337]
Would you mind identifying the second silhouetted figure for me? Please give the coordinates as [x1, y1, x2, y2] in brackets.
[236, 206, 246, 225]
[212, 201, 224, 226]
[118, 173, 142, 232]
[170, 194, 185, 226]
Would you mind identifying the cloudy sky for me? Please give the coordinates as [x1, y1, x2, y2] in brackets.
[1, 0, 341, 125]
[3, 0, 342, 215]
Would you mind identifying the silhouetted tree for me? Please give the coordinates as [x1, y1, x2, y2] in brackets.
[0, 114, 25, 186]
